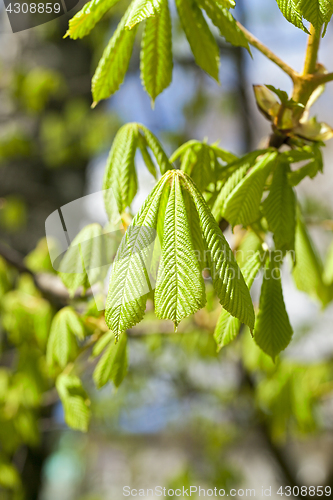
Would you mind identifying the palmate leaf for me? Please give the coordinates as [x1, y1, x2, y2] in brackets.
[125, 0, 162, 29]
[298, 0, 333, 31]
[105, 173, 171, 337]
[92, 7, 138, 105]
[214, 251, 263, 351]
[263, 159, 296, 252]
[254, 253, 293, 360]
[223, 152, 278, 228]
[59, 223, 107, 297]
[212, 164, 248, 221]
[47, 307, 85, 368]
[182, 173, 255, 329]
[140, 0, 173, 103]
[179, 143, 215, 192]
[93, 332, 128, 388]
[154, 174, 206, 326]
[105, 169, 255, 336]
[65, 0, 121, 39]
[56, 374, 91, 432]
[292, 211, 330, 306]
[197, 0, 250, 51]
[103, 123, 138, 216]
[138, 124, 172, 174]
[175, 0, 220, 81]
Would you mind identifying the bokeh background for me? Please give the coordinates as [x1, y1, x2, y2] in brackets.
[1, 0, 333, 499]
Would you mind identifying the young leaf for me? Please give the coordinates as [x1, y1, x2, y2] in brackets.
[59, 224, 107, 297]
[103, 123, 138, 216]
[292, 211, 330, 306]
[138, 124, 172, 174]
[275, 0, 308, 33]
[93, 332, 128, 388]
[214, 251, 262, 351]
[299, 0, 333, 31]
[105, 173, 171, 337]
[56, 374, 91, 432]
[223, 152, 278, 227]
[180, 143, 214, 192]
[197, 0, 250, 51]
[125, 0, 162, 29]
[182, 172, 255, 329]
[212, 163, 248, 221]
[140, 0, 173, 102]
[154, 174, 206, 326]
[254, 253, 293, 360]
[137, 134, 157, 179]
[323, 241, 333, 285]
[263, 159, 296, 252]
[92, 8, 138, 105]
[66, 0, 121, 39]
[175, 0, 220, 81]
[47, 307, 84, 368]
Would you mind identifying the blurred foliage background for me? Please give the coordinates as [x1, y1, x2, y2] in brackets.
[1, 0, 333, 499]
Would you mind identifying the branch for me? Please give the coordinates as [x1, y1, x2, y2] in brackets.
[0, 241, 92, 306]
[236, 21, 298, 81]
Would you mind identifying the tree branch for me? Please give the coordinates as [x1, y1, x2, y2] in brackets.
[236, 21, 298, 81]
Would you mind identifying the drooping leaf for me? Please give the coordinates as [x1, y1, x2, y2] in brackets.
[47, 307, 84, 368]
[298, 0, 333, 31]
[138, 124, 172, 174]
[103, 123, 139, 216]
[180, 143, 215, 191]
[59, 224, 108, 297]
[292, 211, 330, 306]
[140, 0, 173, 102]
[275, 0, 308, 32]
[105, 173, 171, 337]
[93, 332, 128, 388]
[182, 172, 255, 329]
[175, 0, 220, 81]
[137, 134, 157, 179]
[66, 0, 121, 39]
[212, 163, 248, 221]
[154, 174, 206, 326]
[197, 0, 250, 51]
[125, 0, 162, 29]
[56, 374, 91, 432]
[263, 159, 296, 252]
[254, 253, 293, 360]
[92, 7, 138, 105]
[214, 251, 262, 351]
[223, 152, 278, 227]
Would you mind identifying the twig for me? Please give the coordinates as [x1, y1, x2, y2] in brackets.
[236, 21, 298, 81]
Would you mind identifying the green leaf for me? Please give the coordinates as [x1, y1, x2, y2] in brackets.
[59, 223, 107, 296]
[140, 0, 173, 102]
[137, 134, 157, 179]
[47, 307, 84, 368]
[323, 241, 333, 285]
[154, 174, 206, 326]
[92, 7, 138, 105]
[138, 124, 172, 174]
[197, 0, 250, 51]
[275, 0, 308, 32]
[180, 143, 215, 191]
[254, 253, 293, 360]
[263, 159, 296, 252]
[103, 123, 138, 216]
[292, 211, 330, 306]
[214, 251, 262, 351]
[92, 330, 114, 357]
[175, 0, 220, 81]
[253, 85, 281, 121]
[212, 163, 248, 221]
[93, 332, 128, 388]
[66, 0, 121, 39]
[56, 374, 91, 432]
[125, 0, 162, 29]
[182, 172, 255, 329]
[298, 0, 333, 31]
[105, 172, 171, 337]
[223, 152, 278, 227]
